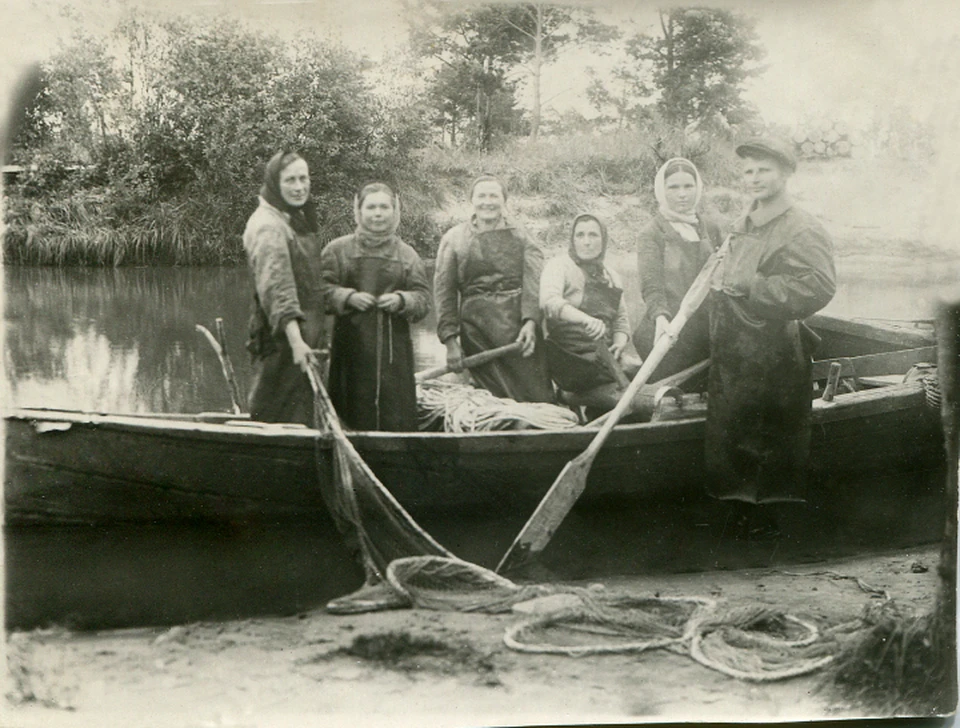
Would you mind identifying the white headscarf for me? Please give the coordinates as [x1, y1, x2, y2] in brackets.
[654, 157, 703, 242]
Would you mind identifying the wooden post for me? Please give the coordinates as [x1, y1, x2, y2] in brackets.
[935, 292, 959, 712]
[822, 361, 843, 402]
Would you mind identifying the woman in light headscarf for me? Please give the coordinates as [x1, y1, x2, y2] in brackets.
[540, 213, 640, 398]
[243, 150, 325, 426]
[433, 174, 554, 403]
[320, 181, 431, 431]
[634, 157, 723, 380]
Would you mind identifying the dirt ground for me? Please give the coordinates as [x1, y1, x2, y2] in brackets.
[3, 544, 945, 728]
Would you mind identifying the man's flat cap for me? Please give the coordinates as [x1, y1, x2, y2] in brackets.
[735, 136, 797, 172]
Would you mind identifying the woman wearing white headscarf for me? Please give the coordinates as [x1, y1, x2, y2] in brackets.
[635, 157, 723, 380]
[320, 181, 431, 431]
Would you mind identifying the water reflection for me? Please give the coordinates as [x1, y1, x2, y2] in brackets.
[2, 260, 945, 414]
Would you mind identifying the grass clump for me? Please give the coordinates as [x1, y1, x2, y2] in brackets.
[825, 600, 956, 716]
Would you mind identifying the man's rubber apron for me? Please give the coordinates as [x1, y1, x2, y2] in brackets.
[705, 231, 812, 504]
[459, 228, 554, 403]
[328, 249, 418, 431]
[544, 275, 623, 392]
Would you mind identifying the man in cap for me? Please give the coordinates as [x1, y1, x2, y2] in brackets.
[705, 136, 836, 539]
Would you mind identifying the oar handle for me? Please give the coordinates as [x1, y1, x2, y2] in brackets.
[415, 341, 524, 382]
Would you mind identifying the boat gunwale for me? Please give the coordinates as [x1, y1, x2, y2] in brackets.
[4, 379, 930, 451]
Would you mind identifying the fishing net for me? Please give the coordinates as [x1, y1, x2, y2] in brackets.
[308, 362, 844, 681]
[417, 379, 579, 432]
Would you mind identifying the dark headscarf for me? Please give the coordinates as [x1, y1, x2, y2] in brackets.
[568, 213, 610, 284]
[259, 151, 318, 235]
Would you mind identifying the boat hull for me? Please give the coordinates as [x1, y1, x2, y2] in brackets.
[4, 379, 942, 526]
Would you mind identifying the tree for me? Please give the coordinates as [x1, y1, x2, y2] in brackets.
[405, 0, 526, 150]
[495, 3, 618, 140]
[628, 7, 764, 126]
[585, 61, 652, 130]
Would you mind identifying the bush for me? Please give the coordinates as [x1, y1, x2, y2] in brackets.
[4, 15, 433, 265]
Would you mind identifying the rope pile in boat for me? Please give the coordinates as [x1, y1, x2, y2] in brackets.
[417, 379, 579, 432]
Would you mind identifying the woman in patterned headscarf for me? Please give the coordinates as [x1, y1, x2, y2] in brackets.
[320, 181, 431, 431]
[635, 157, 723, 380]
[540, 213, 639, 397]
[243, 150, 325, 426]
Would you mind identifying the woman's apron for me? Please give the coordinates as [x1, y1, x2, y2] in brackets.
[544, 275, 624, 392]
[459, 228, 554, 403]
[704, 232, 812, 504]
[247, 231, 326, 427]
[327, 247, 418, 431]
[636, 231, 714, 381]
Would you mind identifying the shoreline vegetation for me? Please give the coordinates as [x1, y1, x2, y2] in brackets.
[3, 130, 748, 266]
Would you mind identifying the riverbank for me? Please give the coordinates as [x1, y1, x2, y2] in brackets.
[4, 544, 944, 727]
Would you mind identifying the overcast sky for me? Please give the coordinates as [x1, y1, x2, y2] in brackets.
[0, 0, 957, 133]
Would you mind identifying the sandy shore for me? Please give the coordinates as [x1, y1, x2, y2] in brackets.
[5, 544, 944, 728]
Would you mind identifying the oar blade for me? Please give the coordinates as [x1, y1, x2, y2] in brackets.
[496, 453, 593, 574]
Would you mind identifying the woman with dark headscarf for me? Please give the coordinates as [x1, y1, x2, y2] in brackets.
[433, 174, 554, 403]
[540, 213, 640, 396]
[243, 150, 325, 425]
[635, 157, 723, 380]
[320, 182, 431, 431]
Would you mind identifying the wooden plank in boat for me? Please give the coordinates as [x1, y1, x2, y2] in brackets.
[811, 346, 936, 381]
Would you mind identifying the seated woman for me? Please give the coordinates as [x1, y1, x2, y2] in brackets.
[635, 157, 723, 381]
[541, 213, 641, 410]
[243, 150, 325, 426]
[434, 174, 554, 403]
[320, 182, 431, 431]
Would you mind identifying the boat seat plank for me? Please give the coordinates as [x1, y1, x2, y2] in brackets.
[811, 346, 936, 381]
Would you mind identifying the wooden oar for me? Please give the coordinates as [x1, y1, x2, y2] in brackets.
[496, 237, 730, 574]
[196, 321, 243, 415]
[595, 340, 631, 389]
[586, 357, 711, 428]
[415, 341, 524, 383]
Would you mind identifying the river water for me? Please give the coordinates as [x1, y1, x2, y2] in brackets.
[2, 261, 950, 630]
[1, 257, 944, 414]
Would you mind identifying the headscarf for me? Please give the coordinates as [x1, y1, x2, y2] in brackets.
[568, 213, 610, 284]
[654, 157, 703, 242]
[259, 151, 319, 235]
[354, 181, 401, 248]
[470, 173, 508, 203]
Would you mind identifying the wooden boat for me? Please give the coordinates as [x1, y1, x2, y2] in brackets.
[3, 314, 944, 528]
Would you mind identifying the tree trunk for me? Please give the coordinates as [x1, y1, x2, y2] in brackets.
[528, 4, 543, 141]
[935, 295, 959, 713]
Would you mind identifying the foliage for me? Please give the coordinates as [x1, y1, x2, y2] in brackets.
[4, 11, 432, 265]
[405, 1, 615, 148]
[405, 0, 527, 151]
[628, 7, 765, 126]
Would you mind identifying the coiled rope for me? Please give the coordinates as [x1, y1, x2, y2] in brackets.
[417, 379, 579, 432]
